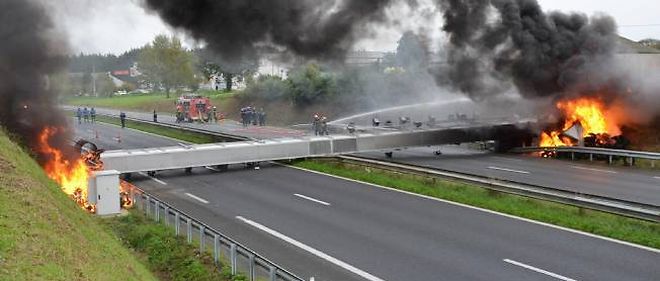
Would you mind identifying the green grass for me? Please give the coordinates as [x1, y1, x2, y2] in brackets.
[95, 115, 221, 144]
[294, 159, 660, 249]
[105, 212, 244, 281]
[0, 130, 157, 281]
[64, 91, 239, 116]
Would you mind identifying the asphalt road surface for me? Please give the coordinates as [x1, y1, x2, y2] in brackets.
[72, 118, 181, 150]
[75, 122, 660, 281]
[356, 146, 660, 207]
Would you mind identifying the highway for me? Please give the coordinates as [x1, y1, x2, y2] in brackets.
[76, 121, 660, 281]
[356, 146, 660, 207]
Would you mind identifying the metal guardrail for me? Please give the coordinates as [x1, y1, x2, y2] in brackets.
[98, 112, 252, 142]
[511, 146, 659, 167]
[130, 187, 305, 281]
[339, 155, 660, 222]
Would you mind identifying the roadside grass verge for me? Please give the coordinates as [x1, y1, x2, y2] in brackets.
[293, 159, 660, 249]
[0, 130, 157, 281]
[95, 115, 221, 144]
[105, 211, 246, 281]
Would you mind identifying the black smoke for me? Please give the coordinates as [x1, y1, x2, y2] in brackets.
[142, 0, 395, 66]
[435, 0, 619, 100]
[0, 0, 71, 163]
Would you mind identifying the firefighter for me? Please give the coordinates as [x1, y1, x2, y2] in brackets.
[320, 116, 329, 135]
[258, 108, 266, 126]
[153, 109, 158, 123]
[212, 106, 218, 123]
[312, 114, 320, 135]
[75, 107, 82, 124]
[83, 107, 89, 123]
[90, 107, 96, 123]
[119, 112, 126, 128]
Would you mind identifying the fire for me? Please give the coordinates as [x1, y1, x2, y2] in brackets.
[38, 127, 95, 212]
[540, 97, 620, 148]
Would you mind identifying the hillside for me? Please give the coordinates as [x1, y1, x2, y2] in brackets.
[0, 130, 157, 281]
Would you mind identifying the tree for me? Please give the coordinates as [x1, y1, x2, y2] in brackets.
[139, 35, 196, 98]
[201, 60, 258, 92]
[287, 63, 337, 106]
[395, 31, 428, 72]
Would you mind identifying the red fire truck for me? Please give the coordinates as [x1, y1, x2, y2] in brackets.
[176, 94, 212, 122]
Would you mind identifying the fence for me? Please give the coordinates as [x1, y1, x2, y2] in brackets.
[131, 188, 305, 281]
[511, 146, 660, 167]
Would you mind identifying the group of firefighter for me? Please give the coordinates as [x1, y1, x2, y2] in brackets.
[75, 107, 97, 124]
[312, 113, 329, 135]
[240, 106, 267, 127]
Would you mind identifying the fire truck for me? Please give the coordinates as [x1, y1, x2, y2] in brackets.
[176, 94, 213, 122]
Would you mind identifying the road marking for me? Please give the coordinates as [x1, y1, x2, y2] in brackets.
[236, 216, 385, 281]
[570, 165, 617, 174]
[294, 193, 331, 206]
[487, 166, 530, 174]
[284, 164, 660, 254]
[185, 193, 209, 204]
[653, 176, 660, 180]
[204, 166, 220, 172]
[503, 259, 577, 281]
[138, 172, 167, 185]
[491, 156, 523, 162]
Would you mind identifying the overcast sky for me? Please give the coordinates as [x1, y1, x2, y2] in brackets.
[52, 0, 660, 55]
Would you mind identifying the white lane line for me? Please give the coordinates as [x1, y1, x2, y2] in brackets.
[294, 193, 331, 206]
[204, 166, 220, 172]
[285, 164, 660, 254]
[138, 172, 167, 185]
[185, 193, 209, 204]
[491, 156, 523, 162]
[570, 165, 617, 174]
[236, 216, 385, 281]
[487, 166, 530, 174]
[653, 176, 660, 180]
[503, 259, 578, 281]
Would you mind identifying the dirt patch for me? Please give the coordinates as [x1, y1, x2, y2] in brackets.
[0, 157, 15, 173]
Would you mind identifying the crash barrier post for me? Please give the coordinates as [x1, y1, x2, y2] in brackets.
[134, 190, 304, 281]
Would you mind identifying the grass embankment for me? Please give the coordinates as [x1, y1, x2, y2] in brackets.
[105, 212, 242, 281]
[294, 159, 660, 249]
[0, 130, 157, 281]
[95, 115, 221, 144]
[65, 91, 239, 118]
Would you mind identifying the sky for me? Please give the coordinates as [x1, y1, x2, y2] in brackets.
[49, 0, 660, 55]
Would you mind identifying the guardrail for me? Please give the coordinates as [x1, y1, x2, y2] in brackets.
[510, 146, 659, 167]
[339, 155, 660, 222]
[98, 111, 252, 142]
[129, 187, 305, 281]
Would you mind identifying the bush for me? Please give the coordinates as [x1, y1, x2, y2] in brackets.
[106, 213, 229, 281]
[244, 75, 288, 101]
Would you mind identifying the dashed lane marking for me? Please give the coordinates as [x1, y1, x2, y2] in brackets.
[138, 172, 167, 185]
[503, 259, 578, 281]
[236, 216, 386, 281]
[294, 193, 331, 206]
[487, 166, 530, 174]
[185, 193, 209, 204]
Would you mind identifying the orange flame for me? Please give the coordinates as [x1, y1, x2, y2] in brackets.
[38, 127, 95, 212]
[540, 97, 620, 147]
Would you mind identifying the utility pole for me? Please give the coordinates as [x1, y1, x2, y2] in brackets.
[92, 64, 97, 97]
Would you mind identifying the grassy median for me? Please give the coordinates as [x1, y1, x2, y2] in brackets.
[293, 159, 660, 249]
[95, 115, 225, 144]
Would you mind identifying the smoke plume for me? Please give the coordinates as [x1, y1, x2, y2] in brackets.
[142, 0, 396, 65]
[0, 0, 71, 163]
[434, 0, 620, 100]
